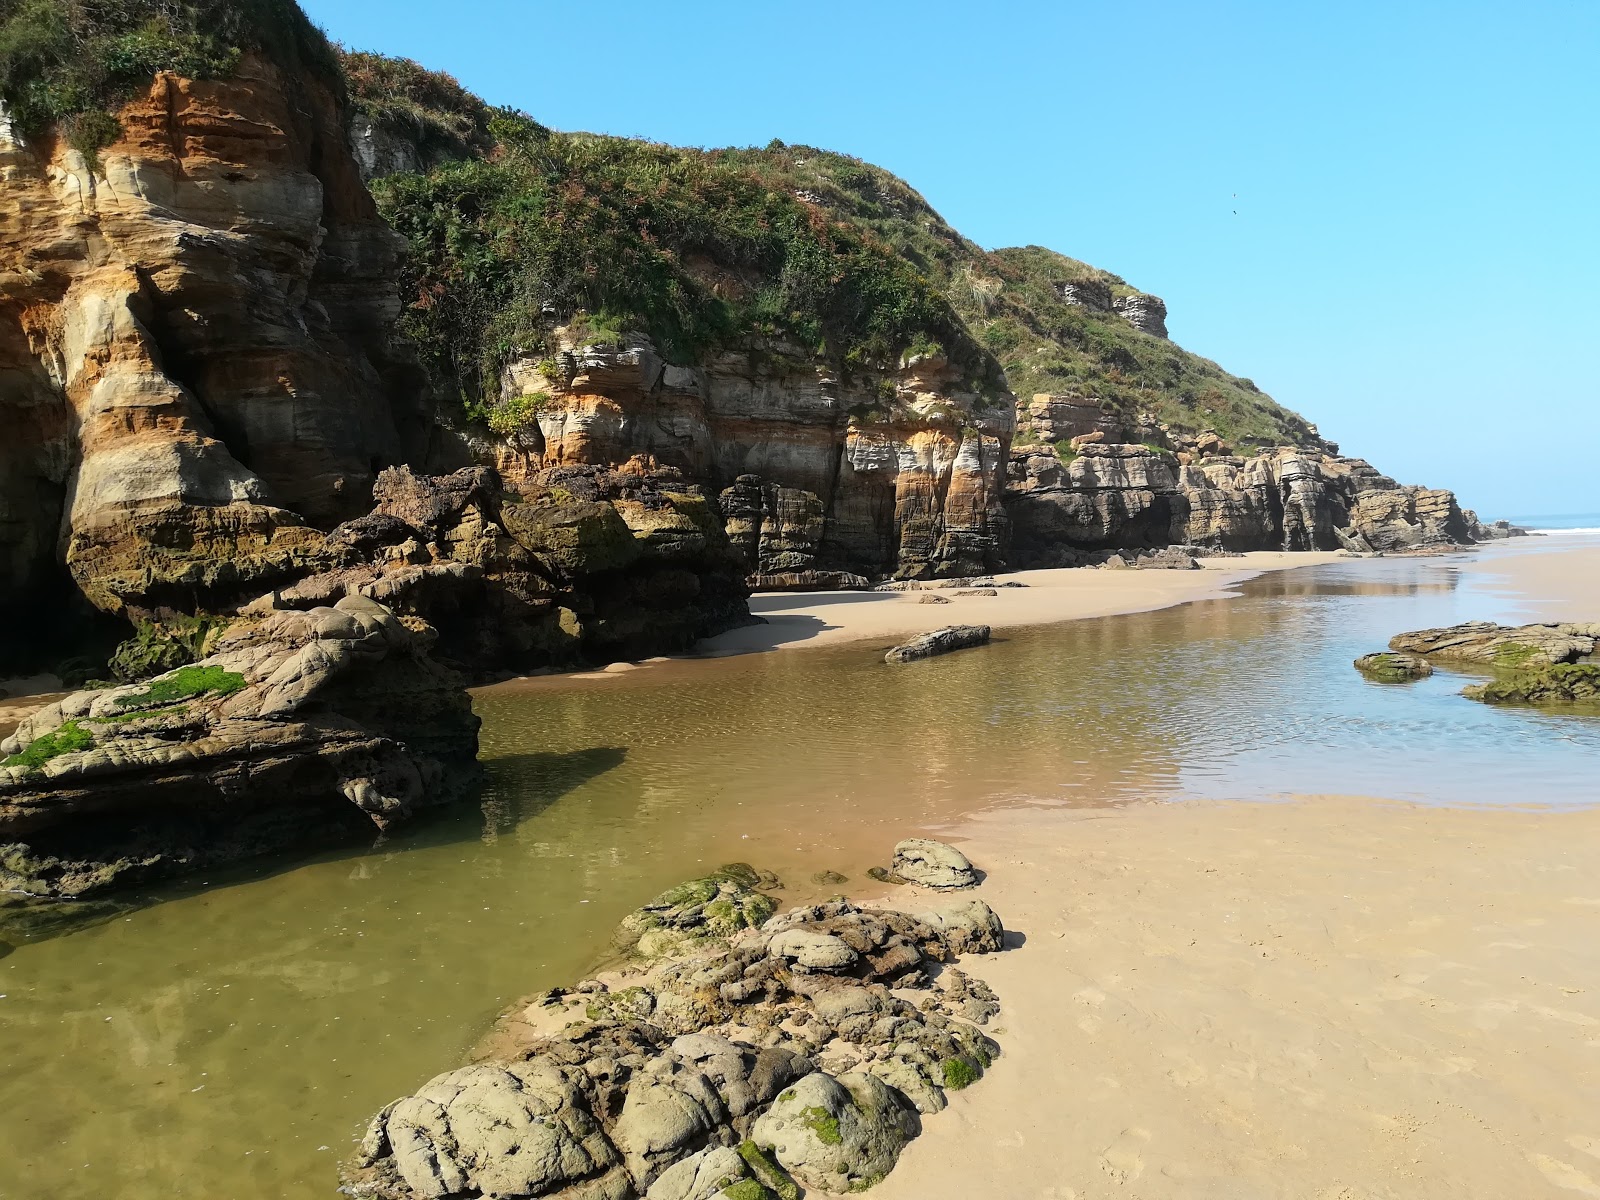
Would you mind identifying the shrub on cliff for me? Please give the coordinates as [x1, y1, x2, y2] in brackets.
[0, 0, 337, 158]
[337, 48, 491, 163]
[371, 110, 1001, 419]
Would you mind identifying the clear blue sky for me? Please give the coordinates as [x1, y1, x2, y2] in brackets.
[303, 0, 1597, 519]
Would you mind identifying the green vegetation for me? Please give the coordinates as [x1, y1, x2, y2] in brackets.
[485, 391, 552, 436]
[1353, 652, 1433, 683]
[114, 664, 245, 710]
[0, 0, 338, 163]
[2, 719, 93, 772]
[799, 1105, 843, 1145]
[1491, 642, 1543, 668]
[370, 113, 1001, 421]
[108, 615, 226, 683]
[941, 1056, 980, 1090]
[737, 1141, 800, 1200]
[338, 49, 490, 164]
[720, 1180, 773, 1200]
[1464, 662, 1600, 705]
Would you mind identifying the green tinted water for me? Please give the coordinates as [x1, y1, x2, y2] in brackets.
[2, 551, 1598, 1198]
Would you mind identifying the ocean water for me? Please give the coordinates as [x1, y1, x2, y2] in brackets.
[1504, 512, 1600, 533]
[0, 543, 1597, 1197]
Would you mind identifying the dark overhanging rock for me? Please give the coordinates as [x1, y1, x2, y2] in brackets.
[0, 597, 479, 898]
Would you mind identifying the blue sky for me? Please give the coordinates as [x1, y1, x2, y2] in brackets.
[303, 0, 1597, 519]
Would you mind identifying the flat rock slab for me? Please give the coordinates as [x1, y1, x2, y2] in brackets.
[884, 625, 991, 664]
[1388, 620, 1599, 667]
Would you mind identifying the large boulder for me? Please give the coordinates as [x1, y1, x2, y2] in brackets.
[1388, 621, 1599, 667]
[748, 1071, 920, 1192]
[892, 839, 977, 890]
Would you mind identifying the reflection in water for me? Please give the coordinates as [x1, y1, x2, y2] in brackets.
[1, 551, 1598, 1198]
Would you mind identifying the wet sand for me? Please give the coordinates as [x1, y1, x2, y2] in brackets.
[1462, 535, 1600, 623]
[701, 551, 1347, 656]
[870, 541, 1600, 1200]
[872, 797, 1600, 1200]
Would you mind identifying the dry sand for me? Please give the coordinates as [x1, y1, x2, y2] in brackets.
[701, 551, 1346, 656]
[873, 797, 1600, 1200]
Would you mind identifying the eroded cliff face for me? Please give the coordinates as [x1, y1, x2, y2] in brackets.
[1007, 440, 1497, 567]
[0, 57, 424, 635]
[490, 330, 1015, 582]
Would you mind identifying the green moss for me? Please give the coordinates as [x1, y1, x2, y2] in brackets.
[737, 1141, 799, 1200]
[1491, 642, 1542, 668]
[2, 719, 93, 772]
[721, 1180, 772, 1200]
[941, 1056, 980, 1090]
[800, 1105, 843, 1145]
[1464, 662, 1600, 705]
[114, 665, 245, 710]
[1354, 653, 1432, 684]
[109, 616, 226, 683]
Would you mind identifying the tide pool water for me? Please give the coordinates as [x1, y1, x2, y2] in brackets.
[0, 545, 1596, 1198]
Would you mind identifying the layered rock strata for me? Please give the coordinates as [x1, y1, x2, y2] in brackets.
[1369, 621, 1600, 707]
[343, 873, 1005, 1199]
[0, 60, 426, 637]
[1006, 441, 1499, 566]
[883, 625, 992, 664]
[0, 597, 478, 897]
[494, 332, 1014, 582]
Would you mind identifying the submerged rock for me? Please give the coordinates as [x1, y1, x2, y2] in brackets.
[892, 839, 978, 890]
[0, 598, 478, 897]
[343, 861, 1007, 1199]
[1354, 652, 1434, 682]
[1463, 663, 1600, 705]
[883, 625, 991, 664]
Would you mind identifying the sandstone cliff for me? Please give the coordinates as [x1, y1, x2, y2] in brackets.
[0, 53, 424, 660]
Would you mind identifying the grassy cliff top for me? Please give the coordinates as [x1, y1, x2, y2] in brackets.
[0, 0, 337, 157]
[371, 112, 1004, 419]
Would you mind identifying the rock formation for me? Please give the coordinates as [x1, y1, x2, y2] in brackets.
[493, 331, 1014, 583]
[343, 867, 1006, 1199]
[1006, 433, 1509, 567]
[0, 597, 478, 897]
[0, 57, 426, 640]
[883, 625, 992, 664]
[1370, 621, 1600, 706]
[1354, 652, 1434, 682]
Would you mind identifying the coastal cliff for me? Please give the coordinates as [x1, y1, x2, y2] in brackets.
[0, 4, 1510, 684]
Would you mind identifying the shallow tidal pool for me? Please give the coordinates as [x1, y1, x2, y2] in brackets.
[1, 547, 1597, 1198]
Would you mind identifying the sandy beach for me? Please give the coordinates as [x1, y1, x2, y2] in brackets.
[860, 539, 1600, 1199]
[700, 551, 1348, 656]
[871, 796, 1600, 1200]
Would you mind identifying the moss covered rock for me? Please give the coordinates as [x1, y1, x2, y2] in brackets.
[1354, 652, 1434, 683]
[614, 863, 781, 959]
[1462, 663, 1600, 705]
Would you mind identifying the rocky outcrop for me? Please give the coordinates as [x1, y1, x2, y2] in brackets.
[1463, 663, 1600, 705]
[1353, 652, 1434, 682]
[1112, 292, 1168, 338]
[890, 839, 977, 889]
[344, 880, 1005, 1199]
[493, 331, 1014, 581]
[1387, 621, 1599, 667]
[1006, 441, 1496, 566]
[884, 625, 992, 664]
[0, 597, 477, 897]
[0, 60, 427, 636]
[264, 462, 750, 674]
